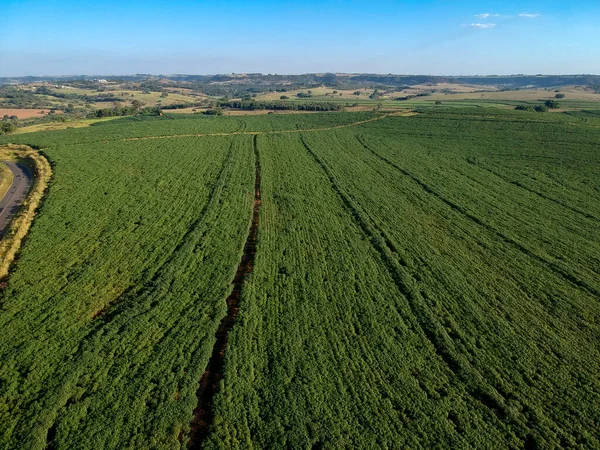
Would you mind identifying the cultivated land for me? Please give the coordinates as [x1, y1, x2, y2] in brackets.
[0, 107, 599, 449]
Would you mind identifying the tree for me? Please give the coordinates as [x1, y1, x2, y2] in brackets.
[555, 93, 565, 99]
[545, 100, 560, 109]
[534, 105, 548, 112]
[131, 100, 144, 110]
[0, 121, 16, 135]
[203, 107, 223, 115]
[435, 100, 442, 105]
[353, 91, 361, 96]
[280, 95, 289, 99]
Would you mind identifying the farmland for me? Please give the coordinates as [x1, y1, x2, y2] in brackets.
[0, 107, 599, 449]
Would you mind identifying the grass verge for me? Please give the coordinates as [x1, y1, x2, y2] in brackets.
[0, 144, 52, 280]
[0, 161, 14, 201]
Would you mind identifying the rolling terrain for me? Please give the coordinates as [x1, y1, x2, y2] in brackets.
[0, 108, 599, 449]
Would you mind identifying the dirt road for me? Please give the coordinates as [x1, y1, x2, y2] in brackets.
[0, 161, 32, 237]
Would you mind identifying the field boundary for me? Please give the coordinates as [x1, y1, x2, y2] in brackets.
[0, 144, 52, 280]
[123, 111, 415, 142]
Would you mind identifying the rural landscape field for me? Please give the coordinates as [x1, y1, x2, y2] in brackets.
[2, 0, 600, 449]
[1, 104, 599, 448]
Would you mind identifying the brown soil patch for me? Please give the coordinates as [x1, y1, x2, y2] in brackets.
[0, 109, 62, 119]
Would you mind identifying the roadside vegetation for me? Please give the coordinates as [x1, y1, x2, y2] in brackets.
[0, 144, 52, 279]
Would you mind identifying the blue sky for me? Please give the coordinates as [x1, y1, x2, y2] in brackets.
[1, 0, 599, 76]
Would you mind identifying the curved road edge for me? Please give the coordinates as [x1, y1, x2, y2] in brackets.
[0, 161, 33, 237]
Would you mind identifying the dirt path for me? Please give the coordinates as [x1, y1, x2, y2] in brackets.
[124, 111, 415, 142]
[187, 135, 262, 448]
[0, 161, 32, 237]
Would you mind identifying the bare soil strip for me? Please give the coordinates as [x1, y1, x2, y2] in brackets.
[187, 135, 261, 448]
[0, 145, 52, 280]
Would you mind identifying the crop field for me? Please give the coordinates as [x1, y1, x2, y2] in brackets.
[0, 108, 599, 449]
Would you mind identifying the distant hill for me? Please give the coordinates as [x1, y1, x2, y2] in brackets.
[2, 73, 599, 89]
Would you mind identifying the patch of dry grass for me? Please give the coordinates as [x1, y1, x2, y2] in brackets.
[0, 162, 13, 201]
[0, 144, 52, 279]
[14, 117, 119, 134]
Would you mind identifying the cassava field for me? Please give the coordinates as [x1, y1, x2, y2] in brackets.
[0, 107, 599, 449]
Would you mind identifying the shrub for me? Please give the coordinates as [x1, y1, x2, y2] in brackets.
[203, 108, 223, 115]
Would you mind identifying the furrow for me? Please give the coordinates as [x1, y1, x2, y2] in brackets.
[465, 157, 600, 223]
[299, 133, 529, 437]
[187, 134, 261, 448]
[357, 136, 600, 298]
[91, 140, 238, 323]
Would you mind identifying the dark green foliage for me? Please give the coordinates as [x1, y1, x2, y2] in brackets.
[555, 93, 566, 99]
[534, 104, 548, 112]
[0, 120, 17, 135]
[90, 104, 161, 118]
[219, 99, 344, 111]
[545, 100, 560, 109]
[203, 107, 224, 115]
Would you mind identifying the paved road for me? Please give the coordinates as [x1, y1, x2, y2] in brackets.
[0, 161, 32, 237]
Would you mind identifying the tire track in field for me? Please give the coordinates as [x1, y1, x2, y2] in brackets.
[465, 157, 600, 223]
[187, 135, 261, 448]
[236, 120, 247, 132]
[91, 141, 239, 322]
[298, 134, 529, 440]
[41, 144, 241, 450]
[122, 112, 413, 142]
[356, 136, 600, 299]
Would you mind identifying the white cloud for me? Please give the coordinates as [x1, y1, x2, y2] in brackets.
[470, 23, 496, 29]
[519, 12, 541, 18]
[475, 13, 500, 19]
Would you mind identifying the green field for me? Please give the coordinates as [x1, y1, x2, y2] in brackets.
[0, 108, 599, 449]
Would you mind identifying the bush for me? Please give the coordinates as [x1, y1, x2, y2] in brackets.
[555, 93, 565, 99]
[0, 121, 17, 135]
[203, 108, 223, 115]
[534, 105, 549, 113]
[545, 100, 560, 109]
[515, 105, 534, 111]
[280, 95, 289, 100]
